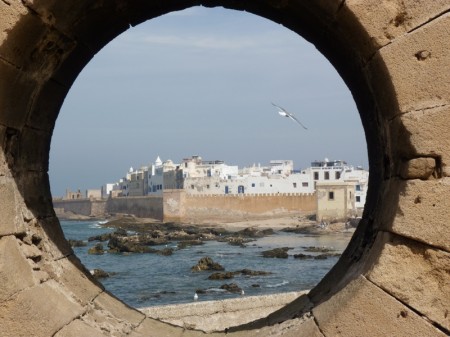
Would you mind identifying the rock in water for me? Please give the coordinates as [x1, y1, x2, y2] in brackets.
[191, 256, 224, 272]
[220, 283, 242, 293]
[208, 272, 235, 280]
[88, 243, 105, 255]
[261, 247, 292, 258]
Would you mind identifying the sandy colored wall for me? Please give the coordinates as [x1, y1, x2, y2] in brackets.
[53, 199, 103, 217]
[106, 196, 164, 220]
[163, 190, 316, 222]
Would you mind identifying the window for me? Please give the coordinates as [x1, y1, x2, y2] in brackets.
[356, 184, 361, 191]
[356, 196, 361, 202]
[335, 171, 341, 179]
[328, 191, 334, 200]
[314, 172, 319, 180]
[324, 171, 330, 180]
[191, 185, 194, 189]
[293, 183, 297, 188]
[251, 183, 255, 187]
[302, 182, 309, 187]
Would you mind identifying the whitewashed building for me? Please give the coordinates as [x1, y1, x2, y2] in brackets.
[105, 156, 369, 214]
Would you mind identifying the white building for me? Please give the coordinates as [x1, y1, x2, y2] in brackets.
[105, 156, 369, 213]
[302, 159, 369, 209]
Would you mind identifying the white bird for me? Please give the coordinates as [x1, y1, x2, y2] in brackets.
[194, 292, 198, 301]
[271, 102, 308, 130]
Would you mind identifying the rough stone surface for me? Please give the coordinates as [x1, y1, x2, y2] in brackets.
[54, 319, 108, 337]
[399, 157, 436, 180]
[0, 179, 24, 235]
[313, 276, 447, 337]
[142, 291, 305, 333]
[381, 178, 450, 251]
[128, 317, 185, 337]
[339, 0, 450, 59]
[0, 236, 35, 302]
[94, 291, 145, 326]
[0, 280, 84, 337]
[44, 255, 104, 305]
[392, 105, 450, 174]
[369, 13, 450, 119]
[366, 232, 450, 331]
[226, 317, 324, 337]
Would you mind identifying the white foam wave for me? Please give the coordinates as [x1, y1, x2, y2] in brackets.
[266, 280, 289, 288]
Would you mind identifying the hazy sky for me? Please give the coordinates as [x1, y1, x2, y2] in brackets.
[49, 6, 368, 197]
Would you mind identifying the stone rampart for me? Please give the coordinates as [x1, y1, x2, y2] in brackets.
[106, 196, 164, 220]
[164, 190, 316, 222]
[0, 1, 448, 336]
[53, 198, 106, 218]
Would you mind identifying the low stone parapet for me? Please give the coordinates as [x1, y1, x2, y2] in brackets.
[139, 291, 306, 333]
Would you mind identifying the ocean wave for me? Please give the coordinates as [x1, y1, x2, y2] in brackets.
[265, 280, 289, 288]
[205, 288, 227, 293]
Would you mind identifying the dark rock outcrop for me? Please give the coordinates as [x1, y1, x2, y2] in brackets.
[88, 243, 105, 255]
[191, 257, 224, 272]
[208, 272, 235, 280]
[261, 247, 292, 258]
[220, 283, 242, 293]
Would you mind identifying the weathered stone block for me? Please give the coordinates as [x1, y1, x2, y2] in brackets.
[0, 178, 25, 235]
[127, 317, 184, 337]
[94, 292, 145, 326]
[44, 255, 103, 305]
[392, 105, 450, 172]
[369, 13, 450, 118]
[381, 178, 450, 251]
[400, 157, 436, 180]
[0, 280, 84, 337]
[0, 61, 36, 129]
[54, 319, 107, 337]
[366, 232, 450, 331]
[26, 79, 68, 132]
[0, 236, 35, 302]
[337, 0, 449, 60]
[32, 216, 73, 260]
[313, 276, 447, 337]
[15, 126, 51, 172]
[0, 2, 48, 69]
[16, 171, 54, 218]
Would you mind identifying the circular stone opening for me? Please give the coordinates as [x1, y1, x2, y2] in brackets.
[1, 1, 448, 336]
[50, 6, 368, 316]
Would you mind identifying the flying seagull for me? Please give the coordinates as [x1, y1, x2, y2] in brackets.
[271, 102, 308, 130]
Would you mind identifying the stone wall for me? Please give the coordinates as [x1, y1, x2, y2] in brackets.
[53, 199, 104, 217]
[54, 197, 164, 220]
[163, 190, 316, 222]
[106, 196, 164, 220]
[0, 1, 448, 337]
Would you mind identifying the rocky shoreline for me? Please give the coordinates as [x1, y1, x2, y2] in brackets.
[77, 215, 355, 257]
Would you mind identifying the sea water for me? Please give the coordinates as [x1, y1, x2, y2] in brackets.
[61, 220, 352, 308]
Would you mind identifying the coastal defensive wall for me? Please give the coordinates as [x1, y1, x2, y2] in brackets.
[163, 190, 316, 222]
[0, 1, 449, 336]
[53, 191, 315, 222]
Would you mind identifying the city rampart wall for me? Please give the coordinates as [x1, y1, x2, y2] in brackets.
[163, 189, 316, 222]
[53, 199, 102, 217]
[106, 196, 164, 220]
